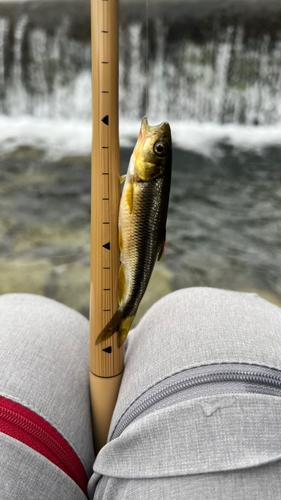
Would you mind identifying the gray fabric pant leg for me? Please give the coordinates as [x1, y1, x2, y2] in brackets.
[89, 287, 281, 500]
[2, 288, 281, 500]
[92, 462, 281, 500]
[0, 293, 94, 500]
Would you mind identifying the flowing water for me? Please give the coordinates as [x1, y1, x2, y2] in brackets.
[0, 0, 280, 318]
[0, 0, 280, 123]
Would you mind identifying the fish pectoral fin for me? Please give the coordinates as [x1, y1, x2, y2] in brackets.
[118, 263, 126, 305]
[158, 240, 166, 261]
[125, 177, 134, 214]
[119, 227, 123, 252]
[120, 175, 126, 184]
[117, 315, 135, 347]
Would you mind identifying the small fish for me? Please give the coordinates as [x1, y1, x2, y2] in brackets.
[96, 116, 172, 347]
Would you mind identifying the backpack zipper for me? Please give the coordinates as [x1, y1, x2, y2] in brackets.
[110, 363, 281, 440]
[0, 396, 88, 497]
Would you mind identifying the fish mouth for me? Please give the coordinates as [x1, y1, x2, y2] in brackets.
[141, 116, 170, 135]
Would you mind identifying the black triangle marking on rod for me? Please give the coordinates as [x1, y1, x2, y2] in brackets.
[103, 242, 110, 250]
[103, 346, 112, 354]
[101, 115, 109, 125]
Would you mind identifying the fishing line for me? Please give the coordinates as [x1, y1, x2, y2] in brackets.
[145, 0, 149, 115]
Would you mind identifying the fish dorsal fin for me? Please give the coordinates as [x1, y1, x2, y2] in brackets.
[118, 263, 126, 305]
[120, 175, 126, 184]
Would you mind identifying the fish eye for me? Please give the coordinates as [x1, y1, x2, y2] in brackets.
[153, 141, 168, 157]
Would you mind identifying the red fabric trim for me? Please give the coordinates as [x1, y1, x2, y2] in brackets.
[0, 396, 88, 497]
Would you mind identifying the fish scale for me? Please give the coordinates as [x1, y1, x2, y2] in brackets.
[122, 177, 166, 315]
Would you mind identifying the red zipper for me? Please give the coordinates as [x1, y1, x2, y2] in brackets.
[0, 396, 88, 497]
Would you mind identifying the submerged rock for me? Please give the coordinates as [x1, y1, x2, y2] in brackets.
[0, 257, 53, 295]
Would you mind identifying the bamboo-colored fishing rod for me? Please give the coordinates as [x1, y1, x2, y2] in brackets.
[90, 0, 124, 455]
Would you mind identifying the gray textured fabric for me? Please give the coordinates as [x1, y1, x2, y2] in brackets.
[88, 288, 281, 499]
[110, 363, 281, 439]
[92, 461, 281, 500]
[0, 433, 87, 500]
[108, 288, 281, 438]
[93, 394, 281, 478]
[0, 293, 94, 498]
[1, 288, 281, 500]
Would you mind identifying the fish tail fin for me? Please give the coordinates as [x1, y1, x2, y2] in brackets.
[95, 309, 135, 347]
[95, 308, 123, 345]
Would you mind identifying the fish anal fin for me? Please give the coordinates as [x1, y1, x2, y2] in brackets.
[120, 175, 126, 184]
[158, 240, 166, 261]
[118, 263, 126, 305]
[117, 316, 135, 347]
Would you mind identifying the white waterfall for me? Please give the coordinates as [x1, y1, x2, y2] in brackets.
[0, 13, 280, 124]
[0, 17, 8, 103]
[7, 15, 28, 115]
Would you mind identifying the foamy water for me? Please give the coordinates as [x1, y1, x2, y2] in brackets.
[0, 116, 280, 160]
